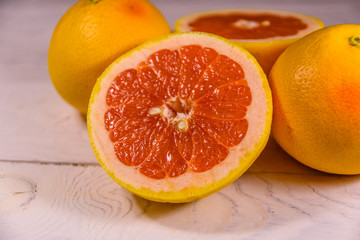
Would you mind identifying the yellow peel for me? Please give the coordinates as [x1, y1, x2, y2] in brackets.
[269, 24, 360, 175]
[48, 0, 171, 113]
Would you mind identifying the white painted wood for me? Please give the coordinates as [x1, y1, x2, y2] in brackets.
[1, 0, 360, 239]
[1, 160, 360, 240]
[0, 81, 97, 164]
[0, 0, 97, 164]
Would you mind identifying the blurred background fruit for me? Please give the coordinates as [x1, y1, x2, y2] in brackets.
[48, 0, 171, 114]
[175, 9, 323, 75]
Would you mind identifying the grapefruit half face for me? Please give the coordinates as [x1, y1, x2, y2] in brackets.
[88, 32, 272, 203]
[175, 9, 324, 74]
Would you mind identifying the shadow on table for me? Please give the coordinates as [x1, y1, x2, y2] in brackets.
[132, 135, 360, 235]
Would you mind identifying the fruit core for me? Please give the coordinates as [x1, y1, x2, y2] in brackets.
[149, 97, 192, 132]
[188, 13, 307, 39]
[104, 45, 252, 179]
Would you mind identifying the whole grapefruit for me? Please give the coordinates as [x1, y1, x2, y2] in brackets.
[269, 24, 360, 174]
[48, 0, 171, 113]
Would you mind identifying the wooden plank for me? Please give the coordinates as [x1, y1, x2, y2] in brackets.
[0, 81, 97, 164]
[0, 0, 97, 164]
[1, 160, 360, 239]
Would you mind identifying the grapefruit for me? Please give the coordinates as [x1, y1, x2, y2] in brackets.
[269, 24, 360, 175]
[88, 32, 272, 202]
[175, 9, 324, 75]
[48, 0, 171, 114]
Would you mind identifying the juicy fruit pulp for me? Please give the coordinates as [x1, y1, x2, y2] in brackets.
[188, 13, 307, 40]
[88, 32, 272, 202]
[105, 45, 251, 179]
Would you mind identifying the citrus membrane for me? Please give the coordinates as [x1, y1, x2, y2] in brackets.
[88, 32, 272, 202]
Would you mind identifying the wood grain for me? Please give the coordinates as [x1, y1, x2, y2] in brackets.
[1, 0, 360, 239]
[1, 159, 360, 240]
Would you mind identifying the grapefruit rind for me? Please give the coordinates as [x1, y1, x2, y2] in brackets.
[174, 9, 324, 75]
[48, 0, 171, 114]
[269, 24, 360, 175]
[88, 32, 272, 202]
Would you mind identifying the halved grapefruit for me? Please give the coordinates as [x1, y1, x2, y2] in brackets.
[175, 9, 324, 74]
[87, 32, 272, 203]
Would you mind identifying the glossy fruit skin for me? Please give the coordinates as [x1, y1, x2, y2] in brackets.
[238, 39, 301, 76]
[269, 24, 360, 175]
[48, 0, 171, 113]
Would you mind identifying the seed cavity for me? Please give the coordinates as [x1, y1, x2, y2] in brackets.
[177, 120, 189, 132]
[149, 107, 163, 116]
[149, 98, 192, 132]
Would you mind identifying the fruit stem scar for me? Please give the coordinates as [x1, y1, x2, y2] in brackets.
[89, 0, 101, 3]
[348, 36, 360, 47]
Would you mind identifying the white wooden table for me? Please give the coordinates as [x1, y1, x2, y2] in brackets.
[1, 0, 360, 239]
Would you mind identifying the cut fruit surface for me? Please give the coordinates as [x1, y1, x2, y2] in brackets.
[88, 32, 272, 202]
[175, 9, 324, 75]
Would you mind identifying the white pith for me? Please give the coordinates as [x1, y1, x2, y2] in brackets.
[176, 9, 322, 42]
[89, 33, 269, 193]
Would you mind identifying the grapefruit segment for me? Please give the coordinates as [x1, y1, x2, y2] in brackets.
[196, 80, 251, 104]
[188, 120, 229, 172]
[193, 102, 248, 119]
[191, 54, 245, 100]
[139, 126, 188, 179]
[138, 49, 181, 100]
[178, 45, 218, 99]
[112, 115, 166, 166]
[88, 32, 272, 202]
[192, 115, 248, 148]
[106, 68, 162, 107]
[173, 126, 193, 161]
